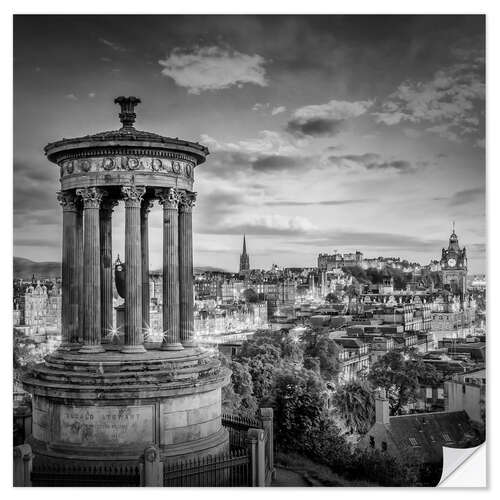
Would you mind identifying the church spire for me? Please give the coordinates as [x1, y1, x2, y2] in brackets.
[239, 234, 250, 273]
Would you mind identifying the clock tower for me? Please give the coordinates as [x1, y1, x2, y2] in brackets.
[439, 223, 467, 298]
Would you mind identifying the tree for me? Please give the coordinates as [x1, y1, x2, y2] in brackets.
[325, 292, 341, 304]
[331, 380, 375, 434]
[342, 266, 369, 284]
[242, 288, 259, 303]
[237, 339, 282, 365]
[219, 354, 258, 418]
[268, 367, 330, 452]
[368, 351, 442, 414]
[302, 330, 341, 380]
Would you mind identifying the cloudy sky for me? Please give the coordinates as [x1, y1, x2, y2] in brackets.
[14, 15, 485, 273]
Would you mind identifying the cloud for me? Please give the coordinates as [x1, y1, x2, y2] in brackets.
[200, 214, 318, 236]
[271, 106, 287, 116]
[448, 187, 484, 207]
[159, 46, 267, 94]
[326, 153, 416, 174]
[474, 138, 485, 149]
[403, 128, 422, 139]
[88, 92, 96, 98]
[199, 131, 315, 176]
[252, 155, 303, 172]
[374, 51, 485, 143]
[294, 230, 443, 252]
[265, 199, 371, 206]
[64, 93, 78, 101]
[252, 103, 286, 116]
[286, 99, 373, 137]
[252, 102, 269, 112]
[99, 38, 126, 52]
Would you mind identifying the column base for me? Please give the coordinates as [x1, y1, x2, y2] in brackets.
[181, 341, 197, 348]
[59, 342, 81, 351]
[78, 344, 105, 354]
[161, 343, 184, 351]
[120, 345, 147, 354]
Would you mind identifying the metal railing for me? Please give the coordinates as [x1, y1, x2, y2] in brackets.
[30, 461, 141, 487]
[163, 450, 250, 487]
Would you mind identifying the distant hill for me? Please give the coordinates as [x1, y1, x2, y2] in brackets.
[14, 257, 229, 279]
[194, 266, 230, 274]
[14, 257, 61, 279]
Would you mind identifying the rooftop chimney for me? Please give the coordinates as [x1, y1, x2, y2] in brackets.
[375, 387, 390, 425]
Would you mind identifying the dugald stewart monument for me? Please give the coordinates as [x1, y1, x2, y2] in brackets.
[22, 97, 231, 479]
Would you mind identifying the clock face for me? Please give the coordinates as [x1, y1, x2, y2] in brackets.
[448, 258, 457, 267]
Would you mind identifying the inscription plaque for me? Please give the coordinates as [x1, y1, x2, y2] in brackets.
[59, 405, 154, 446]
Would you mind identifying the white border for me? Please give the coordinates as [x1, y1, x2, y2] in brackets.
[2, 1, 497, 497]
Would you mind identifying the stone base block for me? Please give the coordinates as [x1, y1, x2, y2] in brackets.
[23, 347, 230, 467]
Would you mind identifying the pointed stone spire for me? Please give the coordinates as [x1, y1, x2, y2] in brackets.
[239, 234, 250, 273]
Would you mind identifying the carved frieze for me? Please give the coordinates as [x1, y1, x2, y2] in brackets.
[59, 155, 196, 178]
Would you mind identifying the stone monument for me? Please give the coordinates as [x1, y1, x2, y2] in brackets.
[22, 97, 230, 472]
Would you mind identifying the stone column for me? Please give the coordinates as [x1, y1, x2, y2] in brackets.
[179, 191, 196, 347]
[157, 188, 183, 351]
[76, 187, 105, 353]
[121, 185, 146, 353]
[57, 191, 79, 348]
[76, 204, 83, 343]
[100, 198, 117, 342]
[141, 199, 153, 336]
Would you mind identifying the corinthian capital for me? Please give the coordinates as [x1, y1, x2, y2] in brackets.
[121, 185, 146, 207]
[179, 191, 197, 213]
[156, 187, 180, 209]
[57, 191, 79, 211]
[76, 187, 105, 209]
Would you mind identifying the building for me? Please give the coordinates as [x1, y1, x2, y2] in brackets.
[439, 225, 467, 298]
[318, 251, 363, 271]
[358, 390, 483, 472]
[239, 235, 250, 274]
[15, 280, 62, 336]
[333, 338, 370, 382]
[444, 368, 485, 428]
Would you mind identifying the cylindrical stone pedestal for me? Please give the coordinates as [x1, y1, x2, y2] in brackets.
[24, 349, 230, 469]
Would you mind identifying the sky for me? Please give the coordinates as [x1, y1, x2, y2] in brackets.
[13, 15, 486, 273]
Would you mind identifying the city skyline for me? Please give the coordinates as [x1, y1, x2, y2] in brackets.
[14, 15, 485, 272]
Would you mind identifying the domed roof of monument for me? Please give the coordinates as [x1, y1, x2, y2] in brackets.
[44, 96, 209, 164]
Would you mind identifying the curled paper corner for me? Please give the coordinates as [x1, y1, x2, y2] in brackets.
[438, 444, 486, 487]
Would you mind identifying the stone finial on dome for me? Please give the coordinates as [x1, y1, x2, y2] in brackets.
[114, 96, 141, 130]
